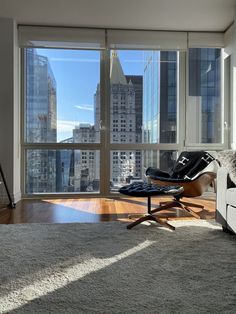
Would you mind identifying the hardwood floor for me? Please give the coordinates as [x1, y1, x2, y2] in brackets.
[0, 195, 216, 224]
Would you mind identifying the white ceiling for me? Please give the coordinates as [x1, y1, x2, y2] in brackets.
[0, 0, 235, 32]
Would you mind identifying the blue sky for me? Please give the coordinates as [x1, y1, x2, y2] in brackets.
[37, 49, 145, 141]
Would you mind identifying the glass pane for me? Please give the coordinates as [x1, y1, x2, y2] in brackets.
[24, 48, 100, 143]
[26, 150, 100, 193]
[187, 48, 222, 144]
[109, 50, 178, 144]
[143, 150, 177, 173]
[110, 150, 176, 192]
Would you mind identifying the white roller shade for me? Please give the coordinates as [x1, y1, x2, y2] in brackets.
[18, 26, 106, 49]
[188, 32, 224, 48]
[107, 29, 187, 50]
[18, 26, 225, 50]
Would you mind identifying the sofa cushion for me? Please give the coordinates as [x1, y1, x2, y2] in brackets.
[226, 188, 236, 208]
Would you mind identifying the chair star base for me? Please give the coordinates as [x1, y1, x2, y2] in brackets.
[152, 199, 201, 219]
[127, 212, 175, 230]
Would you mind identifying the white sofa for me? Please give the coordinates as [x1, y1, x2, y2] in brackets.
[216, 167, 236, 234]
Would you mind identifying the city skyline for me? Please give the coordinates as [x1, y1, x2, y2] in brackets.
[25, 47, 221, 193]
[25, 48, 177, 192]
[25, 48, 146, 192]
[36, 48, 146, 141]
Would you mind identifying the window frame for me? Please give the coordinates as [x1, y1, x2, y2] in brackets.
[20, 27, 227, 198]
[21, 47, 106, 197]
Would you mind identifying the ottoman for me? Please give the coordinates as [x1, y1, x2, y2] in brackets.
[119, 182, 184, 230]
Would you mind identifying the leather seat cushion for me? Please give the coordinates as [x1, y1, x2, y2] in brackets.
[119, 182, 183, 197]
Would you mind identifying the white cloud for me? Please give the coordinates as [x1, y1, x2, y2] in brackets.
[57, 119, 92, 141]
[74, 104, 94, 111]
[57, 120, 77, 132]
[57, 120, 91, 132]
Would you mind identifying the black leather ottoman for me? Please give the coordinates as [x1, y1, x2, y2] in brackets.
[119, 182, 184, 230]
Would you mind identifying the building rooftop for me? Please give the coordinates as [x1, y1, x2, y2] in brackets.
[110, 50, 127, 85]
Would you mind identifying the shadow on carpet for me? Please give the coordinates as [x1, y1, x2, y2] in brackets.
[0, 220, 235, 313]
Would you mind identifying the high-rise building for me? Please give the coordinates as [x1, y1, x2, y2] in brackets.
[188, 48, 221, 143]
[143, 51, 177, 144]
[125, 75, 143, 143]
[159, 52, 177, 144]
[109, 51, 142, 186]
[72, 124, 99, 192]
[74, 51, 143, 190]
[25, 49, 57, 193]
[143, 51, 178, 171]
[56, 137, 73, 192]
[125, 75, 143, 178]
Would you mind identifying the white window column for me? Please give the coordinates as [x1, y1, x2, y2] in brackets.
[224, 9, 236, 149]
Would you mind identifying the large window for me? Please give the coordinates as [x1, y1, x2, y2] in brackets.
[23, 48, 101, 194]
[20, 27, 227, 196]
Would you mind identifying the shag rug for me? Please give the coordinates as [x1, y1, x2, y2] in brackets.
[0, 220, 236, 314]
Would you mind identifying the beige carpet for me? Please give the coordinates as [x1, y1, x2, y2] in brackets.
[0, 220, 235, 313]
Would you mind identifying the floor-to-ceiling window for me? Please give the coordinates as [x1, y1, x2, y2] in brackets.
[20, 27, 227, 197]
[20, 26, 106, 195]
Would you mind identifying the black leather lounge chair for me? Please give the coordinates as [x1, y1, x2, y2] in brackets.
[145, 151, 219, 219]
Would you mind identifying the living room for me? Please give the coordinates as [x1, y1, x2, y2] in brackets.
[0, 0, 236, 312]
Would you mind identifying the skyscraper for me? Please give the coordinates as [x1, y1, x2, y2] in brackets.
[143, 51, 177, 145]
[188, 48, 221, 143]
[73, 51, 143, 191]
[143, 51, 178, 171]
[109, 51, 142, 186]
[72, 124, 99, 192]
[125, 75, 143, 143]
[25, 49, 57, 193]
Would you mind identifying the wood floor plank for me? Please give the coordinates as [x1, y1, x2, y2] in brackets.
[0, 195, 216, 224]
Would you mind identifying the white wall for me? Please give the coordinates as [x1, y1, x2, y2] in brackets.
[0, 18, 21, 202]
[0, 0, 235, 32]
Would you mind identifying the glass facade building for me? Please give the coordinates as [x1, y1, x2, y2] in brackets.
[143, 51, 178, 171]
[188, 48, 221, 144]
[25, 49, 57, 193]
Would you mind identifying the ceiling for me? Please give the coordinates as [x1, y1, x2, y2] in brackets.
[0, 0, 235, 32]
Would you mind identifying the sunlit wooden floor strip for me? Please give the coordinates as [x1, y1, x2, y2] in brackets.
[0, 196, 216, 224]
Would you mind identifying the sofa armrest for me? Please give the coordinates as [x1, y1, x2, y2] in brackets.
[216, 167, 230, 226]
